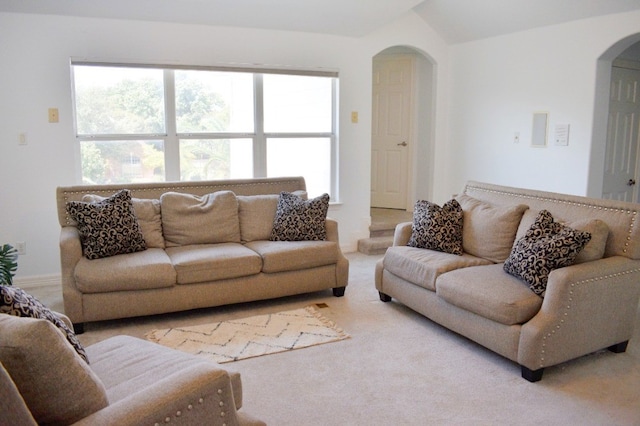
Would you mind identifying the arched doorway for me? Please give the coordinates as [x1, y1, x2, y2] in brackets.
[589, 34, 640, 200]
[370, 46, 436, 213]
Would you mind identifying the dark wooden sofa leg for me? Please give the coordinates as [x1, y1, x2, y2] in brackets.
[73, 323, 85, 335]
[332, 287, 346, 297]
[379, 292, 392, 302]
[521, 366, 544, 382]
[608, 341, 629, 353]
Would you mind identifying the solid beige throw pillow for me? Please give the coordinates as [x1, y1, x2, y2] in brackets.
[0, 315, 109, 425]
[160, 190, 241, 246]
[456, 194, 528, 263]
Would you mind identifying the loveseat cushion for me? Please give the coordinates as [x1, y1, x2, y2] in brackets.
[74, 248, 176, 293]
[161, 190, 241, 247]
[436, 264, 543, 325]
[245, 240, 339, 273]
[407, 199, 464, 255]
[0, 315, 109, 425]
[166, 243, 262, 284]
[456, 194, 528, 263]
[504, 210, 591, 296]
[383, 246, 492, 291]
[515, 209, 609, 264]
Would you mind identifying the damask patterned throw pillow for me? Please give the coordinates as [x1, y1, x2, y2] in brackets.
[0, 285, 89, 364]
[66, 189, 147, 259]
[270, 192, 330, 241]
[407, 199, 464, 255]
[503, 210, 592, 297]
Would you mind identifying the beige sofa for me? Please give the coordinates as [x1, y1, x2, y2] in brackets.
[57, 177, 349, 332]
[376, 181, 640, 381]
[1, 313, 265, 425]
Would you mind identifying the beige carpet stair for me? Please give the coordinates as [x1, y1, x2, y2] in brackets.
[357, 208, 412, 255]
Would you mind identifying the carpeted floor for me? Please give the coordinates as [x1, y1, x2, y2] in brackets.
[29, 252, 640, 425]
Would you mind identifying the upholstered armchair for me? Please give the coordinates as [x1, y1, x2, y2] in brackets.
[0, 312, 265, 426]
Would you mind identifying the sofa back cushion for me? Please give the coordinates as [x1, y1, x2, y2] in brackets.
[0, 315, 109, 425]
[83, 195, 165, 249]
[66, 189, 147, 259]
[515, 209, 609, 264]
[238, 194, 280, 242]
[456, 194, 528, 263]
[160, 191, 241, 246]
[463, 180, 640, 260]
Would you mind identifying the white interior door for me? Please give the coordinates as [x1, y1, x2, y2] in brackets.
[371, 55, 414, 209]
[603, 66, 640, 202]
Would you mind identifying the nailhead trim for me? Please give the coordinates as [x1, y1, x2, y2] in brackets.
[153, 394, 211, 425]
[60, 178, 304, 225]
[465, 185, 638, 255]
[537, 267, 640, 368]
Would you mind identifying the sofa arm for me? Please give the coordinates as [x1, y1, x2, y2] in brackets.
[393, 222, 413, 246]
[73, 365, 265, 426]
[518, 256, 640, 371]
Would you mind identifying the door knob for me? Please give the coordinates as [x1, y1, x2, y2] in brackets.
[397, 141, 407, 147]
[628, 179, 636, 186]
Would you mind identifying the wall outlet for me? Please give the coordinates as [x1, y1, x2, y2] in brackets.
[15, 242, 26, 255]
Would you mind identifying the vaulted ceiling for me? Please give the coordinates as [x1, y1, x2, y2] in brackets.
[1, 0, 639, 43]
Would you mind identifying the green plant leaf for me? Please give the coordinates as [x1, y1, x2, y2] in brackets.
[0, 244, 18, 286]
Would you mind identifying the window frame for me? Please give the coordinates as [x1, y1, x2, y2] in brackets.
[70, 61, 339, 199]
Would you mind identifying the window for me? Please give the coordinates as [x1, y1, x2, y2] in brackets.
[72, 63, 338, 198]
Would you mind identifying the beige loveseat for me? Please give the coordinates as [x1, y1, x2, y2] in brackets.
[376, 181, 640, 381]
[57, 177, 349, 332]
[1, 313, 265, 425]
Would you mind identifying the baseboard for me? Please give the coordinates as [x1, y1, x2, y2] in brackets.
[12, 274, 61, 290]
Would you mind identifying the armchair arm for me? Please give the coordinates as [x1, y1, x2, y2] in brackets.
[73, 365, 264, 426]
[59, 227, 84, 324]
[518, 256, 640, 370]
[326, 218, 349, 288]
[393, 222, 413, 246]
[325, 218, 340, 243]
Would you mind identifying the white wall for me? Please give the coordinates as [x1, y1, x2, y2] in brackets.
[5, 8, 639, 282]
[447, 11, 640, 198]
[0, 13, 352, 279]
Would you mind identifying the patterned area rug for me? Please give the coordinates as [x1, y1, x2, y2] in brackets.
[145, 305, 349, 363]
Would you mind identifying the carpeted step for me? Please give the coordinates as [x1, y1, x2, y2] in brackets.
[357, 236, 394, 255]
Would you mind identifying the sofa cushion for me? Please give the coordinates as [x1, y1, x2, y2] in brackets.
[456, 194, 528, 263]
[245, 240, 339, 273]
[270, 192, 330, 241]
[161, 191, 241, 247]
[383, 246, 493, 291]
[84, 195, 165, 249]
[74, 248, 176, 293]
[516, 209, 609, 264]
[166, 243, 262, 284]
[407, 199, 463, 255]
[504, 210, 592, 296]
[0, 315, 109, 425]
[238, 191, 307, 242]
[66, 189, 147, 259]
[436, 264, 543, 325]
[0, 285, 89, 363]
